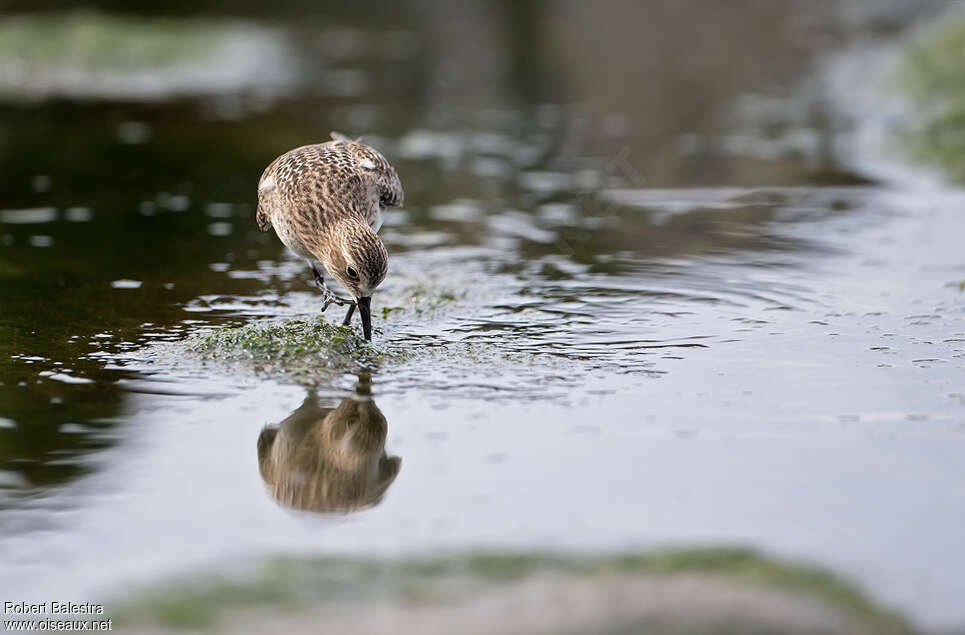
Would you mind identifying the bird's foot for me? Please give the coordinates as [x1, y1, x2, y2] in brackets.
[311, 264, 354, 313]
[320, 286, 355, 313]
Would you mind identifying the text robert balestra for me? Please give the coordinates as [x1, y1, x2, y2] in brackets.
[4, 602, 105, 614]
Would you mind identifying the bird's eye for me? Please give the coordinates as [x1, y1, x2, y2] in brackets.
[346, 266, 359, 279]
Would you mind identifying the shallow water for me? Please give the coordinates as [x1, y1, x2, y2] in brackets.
[1, 1, 964, 632]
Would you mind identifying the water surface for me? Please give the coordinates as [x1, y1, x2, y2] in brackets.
[1, 1, 964, 631]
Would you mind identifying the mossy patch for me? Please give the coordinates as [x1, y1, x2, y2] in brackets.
[0, 11, 220, 73]
[896, 10, 965, 180]
[183, 317, 404, 384]
[380, 306, 405, 319]
[0, 10, 292, 101]
[111, 548, 913, 634]
[393, 284, 460, 316]
[189, 318, 372, 361]
[162, 283, 465, 386]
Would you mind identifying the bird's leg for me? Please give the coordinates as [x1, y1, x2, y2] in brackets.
[311, 263, 325, 289]
[311, 263, 354, 313]
[342, 303, 356, 326]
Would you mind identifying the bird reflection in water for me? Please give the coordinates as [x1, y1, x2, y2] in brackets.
[257, 374, 400, 513]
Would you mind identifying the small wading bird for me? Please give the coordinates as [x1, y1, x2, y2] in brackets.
[256, 132, 403, 340]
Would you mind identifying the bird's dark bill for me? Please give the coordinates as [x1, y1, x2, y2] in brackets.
[358, 296, 372, 341]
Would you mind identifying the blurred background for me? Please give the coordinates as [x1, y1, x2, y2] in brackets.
[1, 1, 965, 634]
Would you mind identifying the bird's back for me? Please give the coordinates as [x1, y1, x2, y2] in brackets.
[257, 134, 403, 236]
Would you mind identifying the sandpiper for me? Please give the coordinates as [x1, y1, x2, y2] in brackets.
[256, 132, 403, 340]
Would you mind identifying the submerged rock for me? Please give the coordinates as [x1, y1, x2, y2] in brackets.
[184, 317, 394, 384]
[112, 548, 913, 635]
[190, 318, 370, 360]
[0, 11, 295, 101]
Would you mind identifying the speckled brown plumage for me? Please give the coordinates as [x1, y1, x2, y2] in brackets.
[256, 132, 404, 340]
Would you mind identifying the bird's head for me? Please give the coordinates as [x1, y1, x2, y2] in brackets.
[323, 218, 388, 340]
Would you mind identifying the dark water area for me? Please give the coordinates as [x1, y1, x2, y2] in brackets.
[1, 1, 964, 632]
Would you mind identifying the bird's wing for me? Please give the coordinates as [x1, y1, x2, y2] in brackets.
[256, 162, 278, 231]
[264, 143, 373, 228]
[351, 145, 403, 232]
[259, 141, 400, 235]
[256, 206, 272, 231]
[369, 202, 384, 233]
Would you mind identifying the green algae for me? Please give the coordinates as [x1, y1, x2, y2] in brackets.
[189, 318, 373, 361]
[380, 306, 405, 319]
[897, 10, 965, 180]
[111, 548, 913, 634]
[376, 293, 452, 320]
[400, 284, 459, 315]
[169, 283, 464, 385]
[183, 317, 401, 384]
